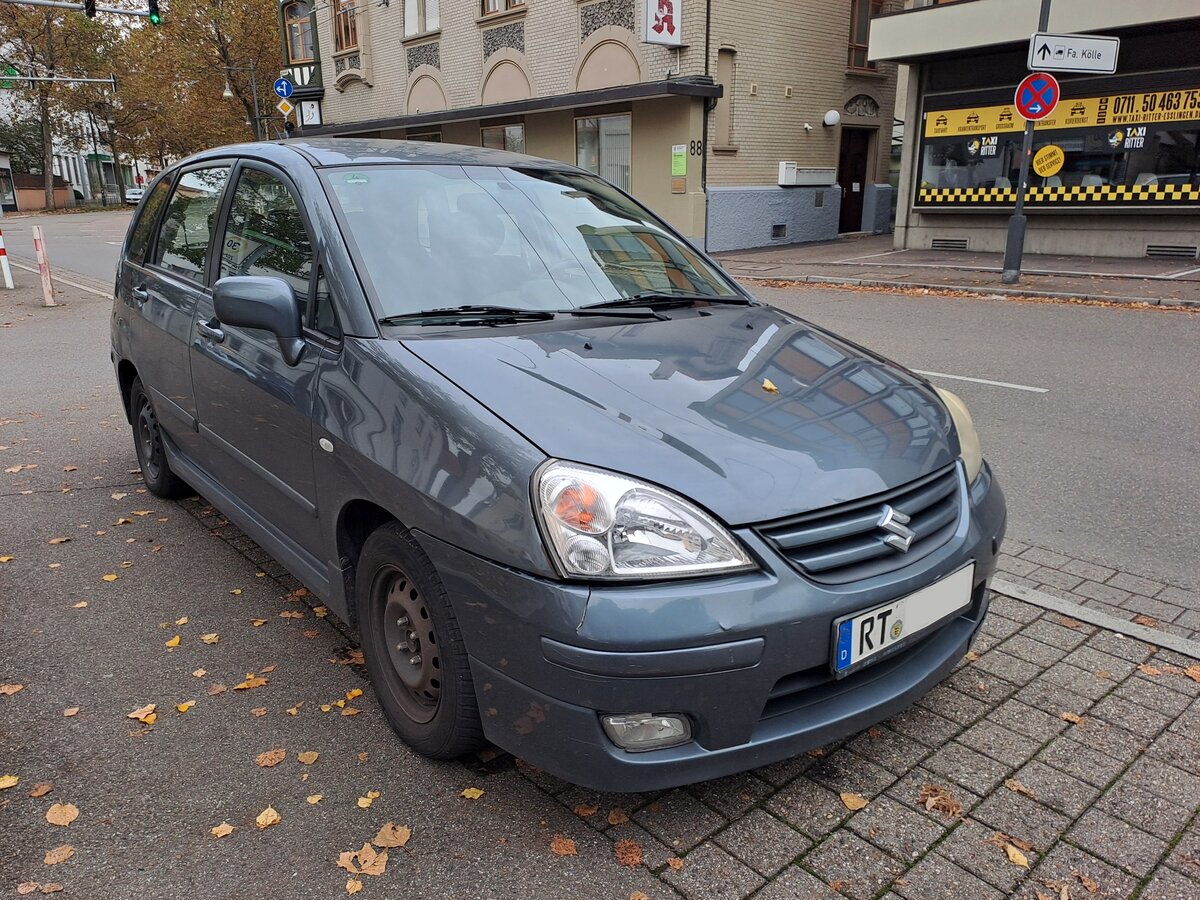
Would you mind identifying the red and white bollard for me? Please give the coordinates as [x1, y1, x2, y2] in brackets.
[0, 228, 13, 290]
[31, 225, 56, 307]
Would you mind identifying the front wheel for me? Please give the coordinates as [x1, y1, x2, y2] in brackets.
[129, 377, 190, 499]
[358, 523, 484, 759]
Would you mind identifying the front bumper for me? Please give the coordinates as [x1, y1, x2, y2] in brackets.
[416, 465, 1007, 792]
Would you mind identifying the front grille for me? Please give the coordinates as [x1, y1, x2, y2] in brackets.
[758, 464, 962, 584]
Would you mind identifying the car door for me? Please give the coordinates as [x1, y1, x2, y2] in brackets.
[189, 161, 325, 559]
[122, 164, 232, 460]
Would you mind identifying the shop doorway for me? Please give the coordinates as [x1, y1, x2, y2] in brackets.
[838, 127, 874, 233]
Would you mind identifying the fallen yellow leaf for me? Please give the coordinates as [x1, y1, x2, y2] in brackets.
[337, 851, 360, 874]
[256, 748, 287, 768]
[356, 789, 381, 809]
[333, 699, 346, 708]
[45, 803, 79, 827]
[1138, 663, 1161, 677]
[306, 794, 323, 804]
[210, 822, 234, 838]
[132, 510, 153, 516]
[0, 556, 14, 563]
[1005, 843, 1030, 869]
[1061, 712, 1085, 725]
[320, 704, 332, 712]
[48, 537, 71, 545]
[346, 879, 363, 895]
[234, 675, 268, 691]
[356, 843, 388, 876]
[62, 708, 79, 718]
[251, 618, 267, 627]
[175, 701, 195, 714]
[175, 616, 189, 625]
[840, 792, 869, 811]
[39, 885, 63, 895]
[250, 707, 267, 717]
[1004, 778, 1036, 799]
[1, 683, 25, 696]
[607, 808, 629, 826]
[255, 806, 281, 829]
[287, 705, 301, 716]
[614, 839, 643, 868]
[192, 669, 206, 678]
[280, 610, 305, 619]
[315, 606, 329, 617]
[346, 688, 363, 701]
[200, 633, 219, 645]
[667, 857, 684, 871]
[29, 782, 53, 798]
[297, 751, 319, 765]
[71, 601, 86, 609]
[341, 707, 360, 717]
[574, 804, 598, 817]
[126, 703, 156, 723]
[229, 589, 242, 595]
[43, 845, 74, 865]
[110, 492, 127, 500]
[0, 774, 18, 790]
[16, 883, 38, 896]
[165, 635, 181, 648]
[101, 574, 119, 582]
[461, 787, 484, 800]
[207, 683, 227, 696]
[374, 822, 412, 848]
[115, 518, 133, 525]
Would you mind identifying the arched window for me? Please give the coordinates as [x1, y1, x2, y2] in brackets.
[284, 1, 315, 62]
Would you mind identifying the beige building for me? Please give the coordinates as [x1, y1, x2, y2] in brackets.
[872, 0, 1200, 258]
[276, 0, 900, 249]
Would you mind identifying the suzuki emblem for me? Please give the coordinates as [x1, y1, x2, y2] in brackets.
[877, 505, 916, 553]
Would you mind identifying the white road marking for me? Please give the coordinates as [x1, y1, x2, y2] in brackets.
[837, 249, 908, 262]
[8, 259, 111, 297]
[1168, 265, 1200, 279]
[914, 369, 1048, 394]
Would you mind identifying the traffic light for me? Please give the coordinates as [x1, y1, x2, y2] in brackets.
[148, 0, 161, 25]
[84, 0, 96, 18]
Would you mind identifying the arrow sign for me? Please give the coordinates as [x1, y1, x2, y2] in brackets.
[1015, 72, 1059, 122]
[1027, 32, 1119, 75]
[273, 77, 293, 99]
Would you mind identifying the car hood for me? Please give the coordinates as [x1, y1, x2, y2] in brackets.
[399, 305, 958, 526]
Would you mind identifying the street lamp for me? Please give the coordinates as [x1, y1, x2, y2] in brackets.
[222, 63, 262, 141]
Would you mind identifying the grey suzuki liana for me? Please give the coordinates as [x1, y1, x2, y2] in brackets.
[112, 140, 1006, 791]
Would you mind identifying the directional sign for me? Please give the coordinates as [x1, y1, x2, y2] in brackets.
[1028, 32, 1119, 75]
[276, 99, 295, 117]
[1015, 72, 1060, 122]
[273, 77, 294, 99]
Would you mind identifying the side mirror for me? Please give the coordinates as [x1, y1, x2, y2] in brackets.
[213, 275, 305, 366]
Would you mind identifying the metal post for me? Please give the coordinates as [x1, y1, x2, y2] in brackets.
[0, 229, 14, 290]
[1001, 0, 1053, 285]
[249, 66, 262, 142]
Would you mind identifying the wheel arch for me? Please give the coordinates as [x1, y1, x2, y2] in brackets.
[117, 359, 139, 422]
[335, 498, 401, 626]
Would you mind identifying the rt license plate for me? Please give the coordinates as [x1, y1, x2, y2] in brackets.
[832, 564, 975, 677]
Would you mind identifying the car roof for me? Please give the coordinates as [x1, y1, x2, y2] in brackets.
[172, 137, 581, 174]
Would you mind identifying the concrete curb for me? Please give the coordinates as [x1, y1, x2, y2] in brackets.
[992, 576, 1200, 660]
[738, 273, 1199, 308]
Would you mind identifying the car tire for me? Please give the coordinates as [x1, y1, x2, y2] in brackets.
[358, 522, 485, 759]
[129, 376, 190, 499]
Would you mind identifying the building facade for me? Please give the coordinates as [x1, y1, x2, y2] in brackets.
[872, 0, 1200, 258]
[276, 0, 900, 249]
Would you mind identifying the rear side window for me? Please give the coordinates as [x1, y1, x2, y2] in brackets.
[153, 166, 231, 285]
[126, 178, 172, 264]
[218, 168, 314, 319]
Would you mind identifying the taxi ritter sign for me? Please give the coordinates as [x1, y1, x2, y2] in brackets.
[1028, 32, 1119, 75]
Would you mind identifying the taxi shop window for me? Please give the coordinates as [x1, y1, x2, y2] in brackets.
[154, 166, 231, 284]
[219, 168, 314, 318]
[919, 136, 1023, 189]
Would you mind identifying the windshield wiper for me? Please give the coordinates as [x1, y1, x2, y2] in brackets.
[378, 305, 558, 326]
[578, 291, 753, 311]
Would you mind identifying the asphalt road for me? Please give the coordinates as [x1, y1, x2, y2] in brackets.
[4, 208, 1196, 589]
[0, 208, 132, 284]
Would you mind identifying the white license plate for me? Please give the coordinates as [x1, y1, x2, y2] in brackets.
[832, 564, 975, 677]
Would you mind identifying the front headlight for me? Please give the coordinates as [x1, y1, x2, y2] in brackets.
[534, 461, 755, 580]
[935, 388, 983, 483]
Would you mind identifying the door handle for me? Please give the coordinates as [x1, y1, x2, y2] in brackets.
[131, 286, 150, 306]
[197, 319, 226, 343]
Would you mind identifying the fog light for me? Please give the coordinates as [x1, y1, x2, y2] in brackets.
[601, 713, 691, 752]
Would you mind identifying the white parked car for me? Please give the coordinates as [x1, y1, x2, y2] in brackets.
[124, 187, 145, 205]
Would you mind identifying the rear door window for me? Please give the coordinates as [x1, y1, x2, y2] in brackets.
[218, 167, 314, 319]
[125, 177, 173, 264]
[152, 166, 231, 284]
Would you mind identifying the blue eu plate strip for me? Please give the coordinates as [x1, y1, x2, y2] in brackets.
[836, 619, 853, 672]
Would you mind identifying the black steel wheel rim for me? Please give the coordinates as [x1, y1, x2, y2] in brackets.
[377, 565, 441, 724]
[135, 398, 163, 481]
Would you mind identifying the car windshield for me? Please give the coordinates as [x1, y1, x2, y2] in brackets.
[320, 164, 739, 317]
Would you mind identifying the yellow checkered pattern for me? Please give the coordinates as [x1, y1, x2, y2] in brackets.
[918, 184, 1200, 204]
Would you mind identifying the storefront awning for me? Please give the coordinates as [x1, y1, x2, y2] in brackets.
[301, 77, 721, 137]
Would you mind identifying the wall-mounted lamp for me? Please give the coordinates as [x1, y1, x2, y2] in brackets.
[823, 110, 842, 128]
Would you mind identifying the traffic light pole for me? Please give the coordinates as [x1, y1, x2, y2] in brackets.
[0, 0, 152, 15]
[1000, 0, 1053, 285]
[1, 74, 117, 89]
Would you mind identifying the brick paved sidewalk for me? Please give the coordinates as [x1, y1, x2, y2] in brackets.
[192, 497, 1200, 900]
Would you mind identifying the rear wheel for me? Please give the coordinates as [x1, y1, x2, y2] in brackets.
[129, 377, 190, 499]
[358, 522, 484, 758]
